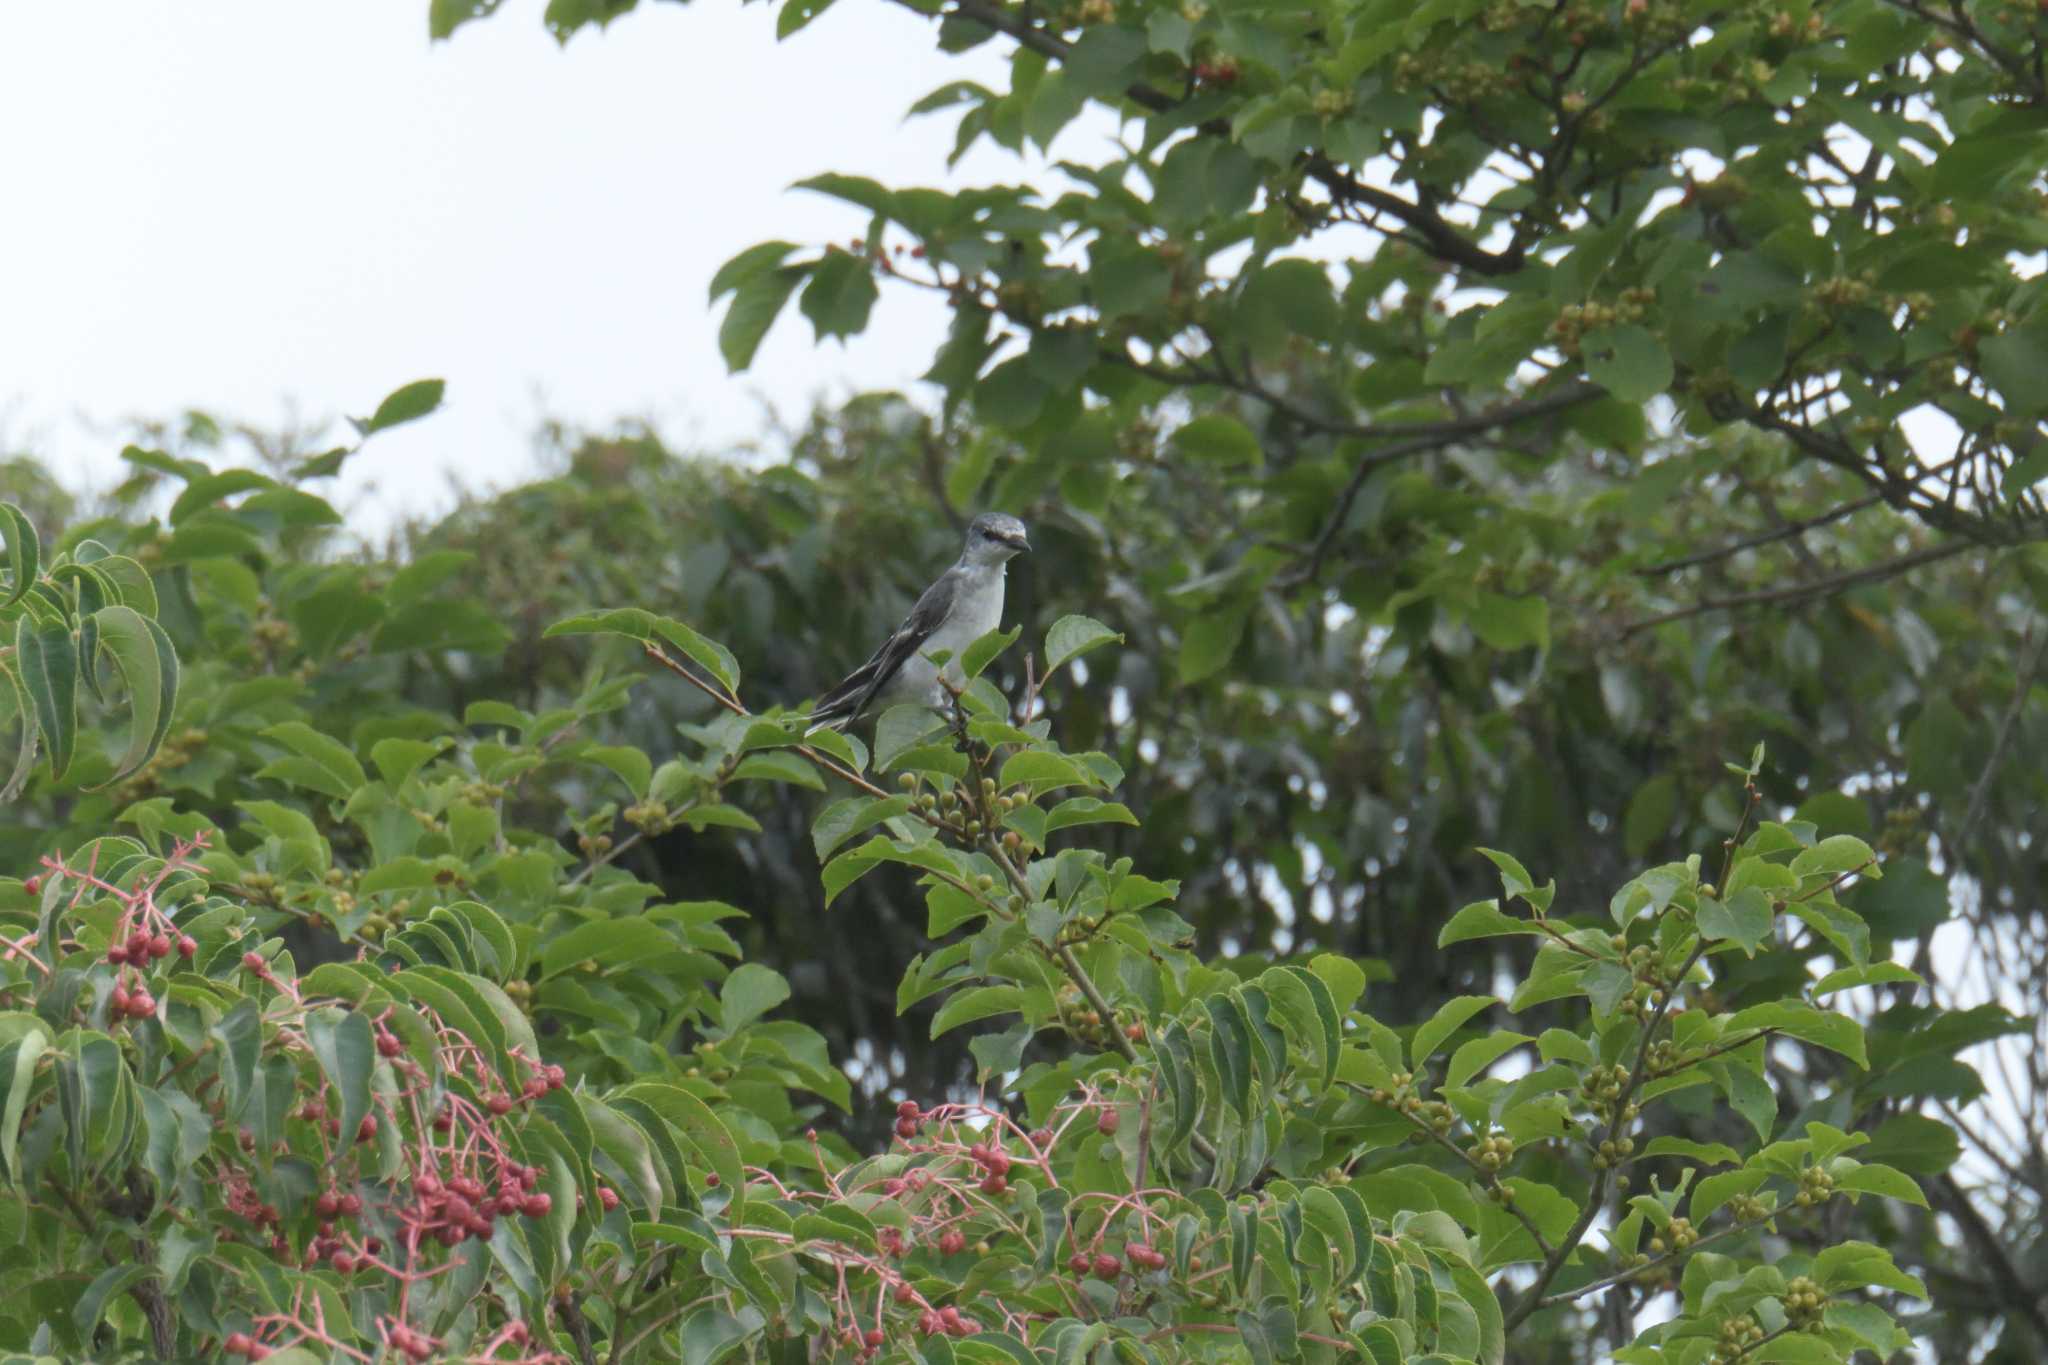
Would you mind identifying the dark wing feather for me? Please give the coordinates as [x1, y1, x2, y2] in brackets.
[809, 571, 958, 725]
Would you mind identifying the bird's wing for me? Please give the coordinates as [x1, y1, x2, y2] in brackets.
[809, 569, 959, 725]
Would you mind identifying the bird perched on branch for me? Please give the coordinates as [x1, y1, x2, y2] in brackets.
[807, 513, 1030, 728]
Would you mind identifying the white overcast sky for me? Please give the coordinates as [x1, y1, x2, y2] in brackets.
[0, 1, 1035, 525]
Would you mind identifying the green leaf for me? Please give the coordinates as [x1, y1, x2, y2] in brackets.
[720, 265, 805, 373]
[1790, 834, 1879, 881]
[16, 615, 77, 783]
[1043, 797, 1137, 834]
[1477, 848, 1537, 899]
[73, 1264, 152, 1342]
[87, 605, 179, 786]
[1411, 995, 1497, 1069]
[1171, 414, 1263, 466]
[1044, 614, 1122, 675]
[0, 503, 38, 610]
[799, 251, 880, 341]
[1204, 993, 1255, 1117]
[1469, 592, 1548, 653]
[1438, 899, 1539, 946]
[776, 0, 838, 37]
[211, 998, 262, 1124]
[617, 1083, 748, 1220]
[358, 378, 446, 436]
[931, 985, 1024, 1038]
[1698, 888, 1775, 955]
[0, 1028, 50, 1182]
[261, 720, 365, 792]
[1178, 600, 1251, 684]
[305, 1007, 374, 1160]
[1581, 325, 1672, 401]
[1725, 1002, 1867, 1067]
[1445, 1032, 1532, 1089]
[812, 794, 914, 860]
[1861, 1113, 1961, 1174]
[1812, 962, 1921, 996]
[719, 963, 791, 1033]
[1812, 1241, 1926, 1298]
[961, 625, 1020, 679]
[1834, 1162, 1927, 1206]
[708, 240, 800, 301]
[679, 1305, 768, 1365]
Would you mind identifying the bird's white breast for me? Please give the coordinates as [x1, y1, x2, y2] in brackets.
[891, 563, 1006, 707]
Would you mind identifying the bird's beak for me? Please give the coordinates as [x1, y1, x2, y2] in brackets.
[1006, 531, 1031, 553]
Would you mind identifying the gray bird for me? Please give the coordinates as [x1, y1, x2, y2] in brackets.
[808, 513, 1030, 727]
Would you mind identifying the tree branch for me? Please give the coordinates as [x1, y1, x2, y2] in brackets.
[1617, 540, 1973, 636]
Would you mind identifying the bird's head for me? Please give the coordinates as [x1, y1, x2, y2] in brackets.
[963, 513, 1030, 565]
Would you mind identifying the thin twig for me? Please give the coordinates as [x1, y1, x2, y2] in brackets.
[1618, 541, 1972, 636]
[1953, 624, 2046, 850]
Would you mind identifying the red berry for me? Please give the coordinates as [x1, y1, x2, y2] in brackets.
[896, 1099, 920, 1119]
[432, 1108, 452, 1132]
[865, 1328, 885, 1348]
[127, 990, 155, 1017]
[224, 1334, 253, 1357]
[893, 1281, 915, 1303]
[1096, 1109, 1120, 1135]
[894, 1117, 919, 1140]
[597, 1186, 619, 1211]
[1127, 1242, 1156, 1268]
[108, 945, 129, 965]
[415, 1174, 441, 1197]
[705, 1173, 720, 1188]
[919, 1310, 941, 1336]
[985, 1151, 1010, 1177]
[338, 1193, 362, 1217]
[523, 1193, 552, 1217]
[178, 935, 197, 958]
[544, 1063, 565, 1088]
[487, 1093, 513, 1115]
[938, 1229, 966, 1255]
[356, 1116, 377, 1142]
[249, 1346, 271, 1362]
[150, 933, 172, 958]
[376, 1031, 402, 1058]
[365, 1237, 382, 1254]
[1068, 1252, 1091, 1274]
[979, 1173, 1006, 1195]
[111, 986, 131, 1014]
[331, 1251, 355, 1273]
[20, 876, 38, 895]
[128, 930, 152, 960]
[1093, 1252, 1121, 1280]
[939, 1306, 964, 1330]
[315, 1192, 340, 1217]
[1031, 1128, 1052, 1148]
[243, 951, 266, 972]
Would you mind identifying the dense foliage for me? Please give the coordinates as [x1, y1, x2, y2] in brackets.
[0, 459, 1979, 1363]
[0, 0, 2038, 1354]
